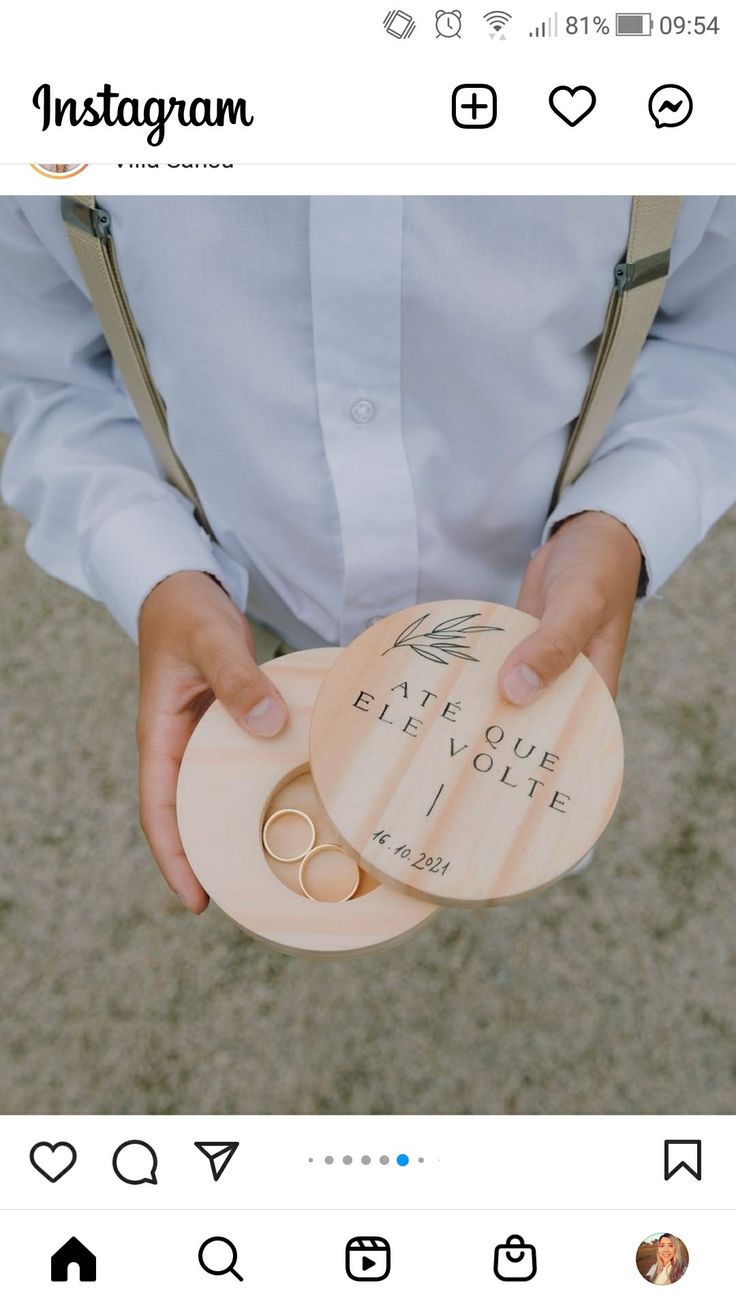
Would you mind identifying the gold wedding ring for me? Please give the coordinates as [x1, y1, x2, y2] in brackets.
[298, 844, 361, 904]
[263, 809, 361, 903]
[262, 808, 316, 863]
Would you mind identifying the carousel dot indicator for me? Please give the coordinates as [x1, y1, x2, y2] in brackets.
[343, 1155, 353, 1165]
[325, 1155, 334, 1164]
[397, 1153, 409, 1166]
[379, 1155, 389, 1165]
[361, 1155, 371, 1164]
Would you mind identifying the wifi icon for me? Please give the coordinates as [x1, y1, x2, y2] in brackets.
[484, 9, 511, 37]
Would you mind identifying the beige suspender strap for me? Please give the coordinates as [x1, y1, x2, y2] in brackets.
[549, 194, 682, 511]
[61, 194, 215, 540]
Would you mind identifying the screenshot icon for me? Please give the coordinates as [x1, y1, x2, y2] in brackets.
[345, 1236, 392, 1281]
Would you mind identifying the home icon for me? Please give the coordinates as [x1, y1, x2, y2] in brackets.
[50, 1236, 97, 1282]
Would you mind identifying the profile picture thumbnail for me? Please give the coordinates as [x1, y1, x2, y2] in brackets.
[31, 163, 88, 178]
[636, 1232, 689, 1285]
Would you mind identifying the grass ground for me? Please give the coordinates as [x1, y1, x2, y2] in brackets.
[1, 486, 734, 1114]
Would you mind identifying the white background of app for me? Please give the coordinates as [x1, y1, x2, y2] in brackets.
[0, 1116, 726, 1301]
[0, 0, 733, 163]
[2, 161, 733, 194]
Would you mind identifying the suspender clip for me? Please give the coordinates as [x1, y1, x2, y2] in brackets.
[61, 198, 112, 242]
[614, 248, 671, 294]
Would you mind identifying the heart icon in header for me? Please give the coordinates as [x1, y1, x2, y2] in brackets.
[549, 85, 597, 126]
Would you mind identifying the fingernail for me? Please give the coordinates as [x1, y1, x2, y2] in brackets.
[243, 695, 288, 737]
[502, 663, 542, 706]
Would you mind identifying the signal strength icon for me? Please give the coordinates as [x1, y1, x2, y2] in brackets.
[484, 10, 511, 38]
[529, 12, 559, 36]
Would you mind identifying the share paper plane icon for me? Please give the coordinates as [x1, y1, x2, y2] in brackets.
[194, 1141, 240, 1182]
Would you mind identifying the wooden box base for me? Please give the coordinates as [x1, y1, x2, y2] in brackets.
[176, 648, 441, 958]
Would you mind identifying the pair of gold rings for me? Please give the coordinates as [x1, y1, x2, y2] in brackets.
[262, 808, 360, 903]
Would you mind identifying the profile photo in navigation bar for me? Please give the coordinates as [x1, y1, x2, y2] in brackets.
[636, 1232, 689, 1286]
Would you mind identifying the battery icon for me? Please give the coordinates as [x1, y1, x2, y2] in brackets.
[616, 12, 653, 34]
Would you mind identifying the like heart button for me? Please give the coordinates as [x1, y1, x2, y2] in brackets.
[30, 1141, 77, 1183]
[549, 85, 597, 126]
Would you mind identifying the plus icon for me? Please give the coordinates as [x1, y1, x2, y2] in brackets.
[462, 91, 487, 120]
[452, 83, 498, 128]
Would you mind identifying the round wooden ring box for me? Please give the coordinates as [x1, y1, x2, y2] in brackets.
[309, 600, 624, 907]
[176, 647, 440, 958]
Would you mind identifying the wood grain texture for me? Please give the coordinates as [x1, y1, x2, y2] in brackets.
[310, 601, 624, 907]
[176, 647, 440, 957]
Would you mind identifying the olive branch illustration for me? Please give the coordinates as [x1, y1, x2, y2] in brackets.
[382, 612, 504, 665]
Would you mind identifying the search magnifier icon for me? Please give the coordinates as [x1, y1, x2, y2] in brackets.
[198, 1236, 243, 1282]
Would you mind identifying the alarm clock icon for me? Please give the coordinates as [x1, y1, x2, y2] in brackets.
[436, 9, 462, 37]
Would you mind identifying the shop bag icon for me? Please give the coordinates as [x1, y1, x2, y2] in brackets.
[493, 1233, 537, 1281]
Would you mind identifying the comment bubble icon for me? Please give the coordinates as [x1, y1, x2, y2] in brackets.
[649, 84, 693, 129]
[112, 1139, 159, 1186]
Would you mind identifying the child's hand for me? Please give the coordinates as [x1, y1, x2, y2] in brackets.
[499, 510, 642, 705]
[137, 571, 289, 912]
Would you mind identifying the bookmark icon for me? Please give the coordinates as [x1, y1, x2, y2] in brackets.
[664, 1139, 702, 1181]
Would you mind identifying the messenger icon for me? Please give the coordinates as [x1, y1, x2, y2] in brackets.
[664, 1139, 702, 1181]
[649, 84, 694, 129]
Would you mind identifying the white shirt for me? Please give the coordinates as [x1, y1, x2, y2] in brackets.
[1, 197, 735, 645]
[649, 1262, 673, 1284]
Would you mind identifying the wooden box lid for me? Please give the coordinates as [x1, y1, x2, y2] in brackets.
[309, 600, 624, 907]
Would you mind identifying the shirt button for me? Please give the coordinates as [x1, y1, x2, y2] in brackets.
[350, 398, 376, 425]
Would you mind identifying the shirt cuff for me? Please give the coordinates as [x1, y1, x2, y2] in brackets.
[542, 444, 702, 598]
[81, 496, 249, 641]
